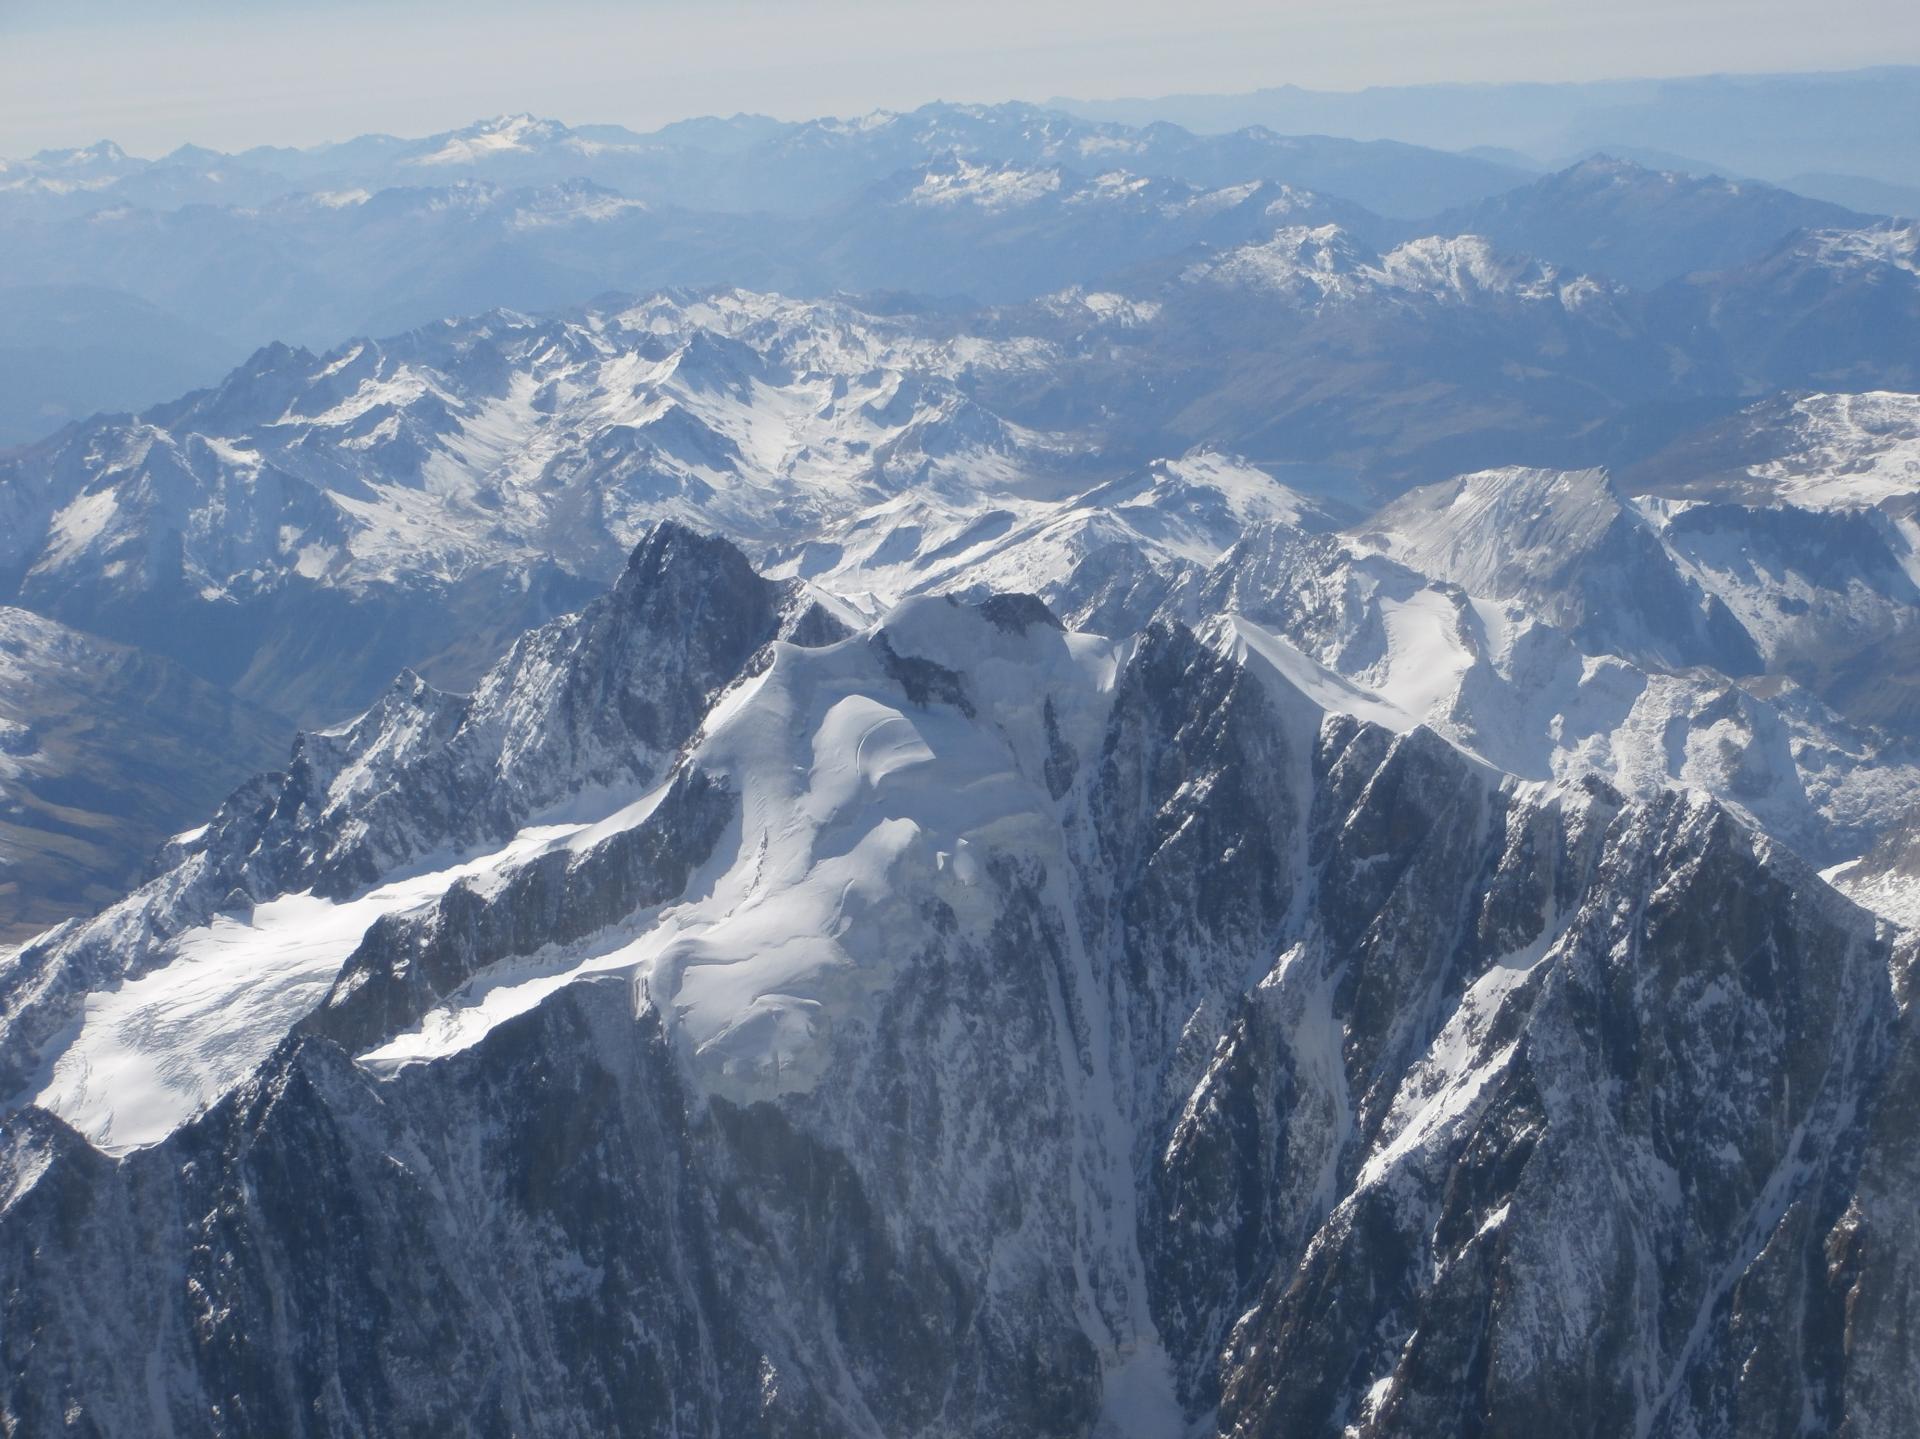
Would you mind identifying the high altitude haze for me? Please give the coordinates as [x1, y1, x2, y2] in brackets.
[5, 0, 1919, 154]
[8, 10, 1920, 1436]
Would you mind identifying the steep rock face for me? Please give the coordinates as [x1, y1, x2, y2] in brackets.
[1, 992, 772, 1437]
[1363, 466, 1762, 674]
[1651, 498, 1920, 737]
[0, 607, 288, 942]
[1188, 783, 1903, 1438]
[199, 522, 839, 902]
[0, 524, 845, 1106]
[1826, 819, 1920, 933]
[1, 531, 1915, 1439]
[1164, 518, 1920, 871]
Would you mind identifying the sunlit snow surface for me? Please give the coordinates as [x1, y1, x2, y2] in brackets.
[33, 827, 576, 1154]
[366, 600, 1122, 1103]
[1745, 392, 1920, 510]
[33, 600, 1120, 1151]
[30, 490, 1920, 1158]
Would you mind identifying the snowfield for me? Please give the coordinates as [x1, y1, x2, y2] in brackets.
[34, 826, 577, 1152]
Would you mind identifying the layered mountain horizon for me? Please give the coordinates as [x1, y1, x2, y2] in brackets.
[4, 250, 1918, 929]
[2, 97, 1909, 446]
[6, 66, 1920, 1439]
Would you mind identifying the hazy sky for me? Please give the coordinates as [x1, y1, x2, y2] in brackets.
[4, 0, 1918, 155]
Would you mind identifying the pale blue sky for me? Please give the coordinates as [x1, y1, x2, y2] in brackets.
[4, 0, 1918, 155]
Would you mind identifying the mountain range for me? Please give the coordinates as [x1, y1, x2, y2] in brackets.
[4, 87, 1920, 1437]
[0, 102, 1901, 445]
[6, 522, 1918, 1435]
[1054, 66, 1920, 196]
[2, 222, 1918, 929]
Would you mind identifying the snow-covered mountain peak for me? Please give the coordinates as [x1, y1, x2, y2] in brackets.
[1361, 464, 1764, 673]
[1566, 152, 1662, 182]
[0, 297, 1088, 654]
[1258, 181, 1334, 217]
[623, 588, 1119, 1102]
[10, 84, 1920, 1437]
[1741, 390, 1920, 509]
[905, 155, 1065, 210]
[1184, 227, 1573, 307]
[2, 540, 1122, 1137]
[1182, 223, 1370, 297]
[1365, 464, 1625, 564]
[504, 178, 647, 228]
[1803, 220, 1920, 276]
[6, 506, 1920, 1435]
[407, 113, 577, 166]
[30, 139, 132, 170]
[10, 512, 1598, 1146]
[1375, 233, 1558, 301]
[1627, 388, 1920, 514]
[1057, 449, 1341, 573]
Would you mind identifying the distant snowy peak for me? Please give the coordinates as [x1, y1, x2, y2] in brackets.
[757, 445, 1341, 632]
[1437, 154, 1873, 286]
[1565, 153, 1704, 187]
[1362, 465, 1763, 673]
[1631, 390, 1920, 512]
[0, 265, 1818, 741]
[1746, 391, 1920, 509]
[1548, 151, 1857, 215]
[504, 179, 647, 228]
[0, 291, 1100, 683]
[1130, 448, 1342, 533]
[893, 154, 1357, 227]
[405, 113, 603, 166]
[863, 101, 1118, 156]
[1183, 227, 1592, 307]
[1717, 218, 1920, 302]
[1800, 220, 1920, 276]
[1182, 223, 1370, 298]
[3, 140, 141, 192]
[0, 97, 1523, 232]
[30, 139, 132, 169]
[1366, 465, 1627, 574]
[1375, 233, 1561, 301]
[1038, 287, 1165, 327]
[903, 156, 1066, 210]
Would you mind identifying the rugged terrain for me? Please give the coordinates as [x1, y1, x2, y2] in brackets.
[4, 96, 1920, 1439]
[4, 527, 1917, 1437]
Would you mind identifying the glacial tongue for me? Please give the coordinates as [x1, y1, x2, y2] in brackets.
[0, 523, 842, 1115]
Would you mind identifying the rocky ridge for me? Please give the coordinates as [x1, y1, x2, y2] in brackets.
[4, 528, 1917, 1437]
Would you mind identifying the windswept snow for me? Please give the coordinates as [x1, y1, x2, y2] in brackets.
[366, 602, 1123, 1101]
[33, 826, 577, 1153]
[1744, 392, 1920, 509]
[907, 159, 1064, 210]
[407, 114, 571, 166]
[1184, 226, 1565, 306]
[1215, 614, 1425, 737]
[1804, 222, 1920, 277]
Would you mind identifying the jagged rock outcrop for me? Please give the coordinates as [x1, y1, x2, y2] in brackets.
[3, 531, 1916, 1438]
